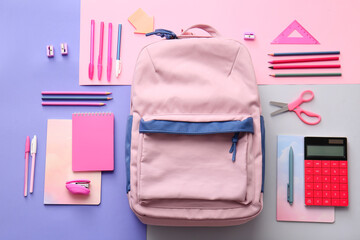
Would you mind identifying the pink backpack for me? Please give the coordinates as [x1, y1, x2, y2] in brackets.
[125, 25, 265, 226]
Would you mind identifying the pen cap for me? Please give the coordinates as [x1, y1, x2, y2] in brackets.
[31, 135, 37, 154]
[25, 136, 30, 153]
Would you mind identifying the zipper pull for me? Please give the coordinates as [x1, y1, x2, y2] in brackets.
[229, 133, 240, 162]
[145, 29, 178, 39]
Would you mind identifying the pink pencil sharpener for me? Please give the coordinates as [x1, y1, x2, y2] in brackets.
[66, 179, 90, 195]
[244, 32, 255, 40]
[47, 45, 54, 57]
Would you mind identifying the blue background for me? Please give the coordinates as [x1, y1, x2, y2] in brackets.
[0, 0, 146, 239]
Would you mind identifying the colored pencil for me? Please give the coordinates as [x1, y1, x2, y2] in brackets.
[269, 73, 342, 77]
[269, 64, 341, 69]
[268, 57, 339, 64]
[41, 91, 111, 95]
[42, 96, 113, 100]
[42, 102, 106, 106]
[268, 51, 340, 56]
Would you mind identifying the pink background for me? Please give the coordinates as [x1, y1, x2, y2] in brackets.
[79, 0, 360, 85]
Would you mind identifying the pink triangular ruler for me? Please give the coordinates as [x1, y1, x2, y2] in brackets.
[271, 20, 319, 44]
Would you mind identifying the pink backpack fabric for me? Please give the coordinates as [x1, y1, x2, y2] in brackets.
[125, 25, 265, 226]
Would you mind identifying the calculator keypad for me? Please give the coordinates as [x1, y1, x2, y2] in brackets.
[305, 160, 348, 207]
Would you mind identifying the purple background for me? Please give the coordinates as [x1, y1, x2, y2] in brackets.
[0, 0, 146, 239]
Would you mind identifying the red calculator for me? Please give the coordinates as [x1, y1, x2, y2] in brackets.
[304, 137, 348, 207]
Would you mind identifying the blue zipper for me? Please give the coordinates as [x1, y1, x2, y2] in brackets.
[229, 132, 240, 162]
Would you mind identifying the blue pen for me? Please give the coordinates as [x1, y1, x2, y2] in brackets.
[116, 24, 122, 78]
[287, 146, 294, 205]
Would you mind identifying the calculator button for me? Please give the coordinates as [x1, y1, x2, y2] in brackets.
[331, 176, 339, 183]
[323, 199, 331, 206]
[314, 168, 321, 175]
[305, 183, 314, 190]
[305, 160, 313, 167]
[340, 199, 348, 207]
[331, 184, 339, 190]
[322, 176, 330, 183]
[331, 168, 339, 175]
[314, 160, 322, 167]
[314, 183, 322, 190]
[332, 199, 340, 206]
[340, 168, 347, 175]
[314, 191, 322, 198]
[305, 190, 313, 198]
[340, 191, 348, 199]
[322, 168, 330, 175]
[339, 161, 347, 168]
[332, 191, 340, 198]
[314, 176, 321, 183]
[323, 183, 330, 190]
[305, 168, 314, 175]
[314, 198, 322, 205]
[340, 176, 348, 183]
[323, 191, 331, 198]
[331, 161, 339, 167]
[340, 184, 348, 191]
[305, 175, 314, 182]
[305, 198, 313, 205]
[322, 161, 330, 167]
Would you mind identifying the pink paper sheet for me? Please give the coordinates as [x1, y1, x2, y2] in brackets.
[79, 0, 360, 85]
[44, 120, 101, 205]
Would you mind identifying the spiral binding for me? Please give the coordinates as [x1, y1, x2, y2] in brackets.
[72, 112, 113, 117]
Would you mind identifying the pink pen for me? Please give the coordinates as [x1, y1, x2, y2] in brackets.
[97, 22, 104, 80]
[24, 136, 30, 197]
[88, 20, 95, 80]
[107, 23, 112, 82]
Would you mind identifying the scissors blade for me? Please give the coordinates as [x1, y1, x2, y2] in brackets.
[269, 101, 289, 116]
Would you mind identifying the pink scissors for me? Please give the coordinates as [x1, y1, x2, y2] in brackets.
[270, 90, 321, 125]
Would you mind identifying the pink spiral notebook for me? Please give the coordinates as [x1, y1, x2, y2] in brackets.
[72, 112, 114, 171]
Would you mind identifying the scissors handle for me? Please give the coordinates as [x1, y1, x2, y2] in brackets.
[293, 107, 321, 125]
[288, 90, 314, 111]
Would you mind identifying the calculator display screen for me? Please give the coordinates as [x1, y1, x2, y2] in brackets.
[307, 145, 345, 157]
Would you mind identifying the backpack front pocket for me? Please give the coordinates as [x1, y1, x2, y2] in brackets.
[137, 117, 254, 206]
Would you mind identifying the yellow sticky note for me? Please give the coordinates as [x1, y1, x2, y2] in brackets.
[128, 8, 154, 34]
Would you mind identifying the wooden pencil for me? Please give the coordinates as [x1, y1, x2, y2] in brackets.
[269, 64, 341, 69]
[268, 51, 340, 56]
[268, 57, 339, 64]
[269, 73, 342, 77]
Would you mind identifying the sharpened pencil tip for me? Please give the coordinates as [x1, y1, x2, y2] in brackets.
[268, 53, 274, 56]
[106, 92, 111, 95]
[269, 66, 273, 69]
[268, 61, 272, 63]
[269, 74, 275, 77]
[108, 97, 113, 100]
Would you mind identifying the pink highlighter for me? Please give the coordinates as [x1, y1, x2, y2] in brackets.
[88, 20, 95, 80]
[107, 23, 112, 82]
[66, 180, 91, 195]
[97, 22, 104, 80]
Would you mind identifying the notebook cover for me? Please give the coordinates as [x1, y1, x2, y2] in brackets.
[44, 119, 101, 205]
[277, 135, 334, 223]
[72, 112, 114, 171]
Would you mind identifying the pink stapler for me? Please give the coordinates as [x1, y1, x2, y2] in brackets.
[66, 180, 91, 195]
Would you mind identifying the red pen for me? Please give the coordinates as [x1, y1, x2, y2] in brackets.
[24, 136, 30, 197]
[268, 57, 339, 64]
